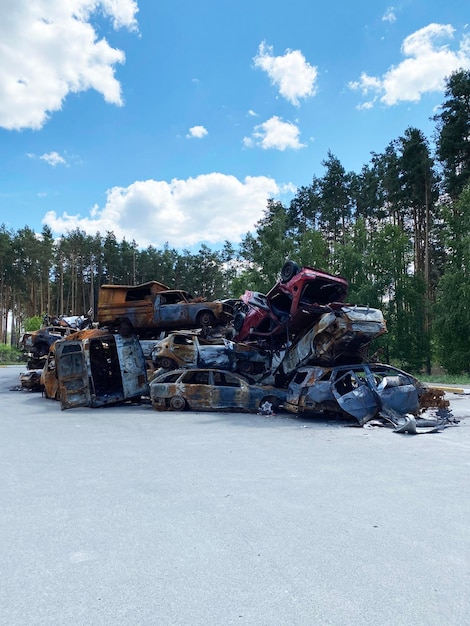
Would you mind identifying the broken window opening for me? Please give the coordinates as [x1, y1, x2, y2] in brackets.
[183, 371, 210, 385]
[89, 338, 123, 396]
[125, 287, 152, 301]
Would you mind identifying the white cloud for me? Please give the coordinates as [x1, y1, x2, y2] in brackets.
[0, 0, 139, 131]
[43, 173, 288, 248]
[254, 42, 318, 106]
[382, 7, 397, 24]
[186, 125, 208, 139]
[40, 151, 67, 166]
[243, 116, 306, 151]
[349, 24, 470, 107]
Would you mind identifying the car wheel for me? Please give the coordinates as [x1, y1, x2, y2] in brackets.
[280, 260, 300, 283]
[238, 361, 253, 375]
[198, 311, 215, 327]
[33, 342, 49, 358]
[169, 395, 186, 411]
[118, 319, 133, 337]
[160, 357, 176, 370]
[260, 395, 281, 411]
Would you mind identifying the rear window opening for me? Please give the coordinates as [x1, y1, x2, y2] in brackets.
[125, 287, 153, 301]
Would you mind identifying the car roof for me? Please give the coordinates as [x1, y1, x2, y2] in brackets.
[100, 280, 169, 291]
[151, 368, 250, 382]
[267, 266, 349, 295]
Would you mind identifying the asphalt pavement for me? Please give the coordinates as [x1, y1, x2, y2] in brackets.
[1, 365, 469, 626]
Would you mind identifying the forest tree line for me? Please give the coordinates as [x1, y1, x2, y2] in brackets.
[2, 70, 470, 374]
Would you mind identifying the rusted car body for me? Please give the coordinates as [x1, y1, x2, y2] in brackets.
[232, 262, 349, 345]
[151, 331, 271, 376]
[97, 281, 233, 336]
[276, 305, 387, 383]
[284, 363, 426, 425]
[19, 369, 43, 391]
[41, 328, 148, 409]
[20, 313, 94, 369]
[150, 368, 286, 413]
[20, 325, 78, 361]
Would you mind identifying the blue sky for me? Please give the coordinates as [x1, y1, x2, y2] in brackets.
[0, 0, 468, 250]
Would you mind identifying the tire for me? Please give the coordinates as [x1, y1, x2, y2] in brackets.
[280, 260, 300, 283]
[169, 395, 186, 411]
[260, 395, 281, 411]
[33, 342, 49, 358]
[198, 311, 215, 327]
[238, 361, 253, 375]
[160, 357, 176, 370]
[233, 312, 246, 332]
[118, 319, 133, 337]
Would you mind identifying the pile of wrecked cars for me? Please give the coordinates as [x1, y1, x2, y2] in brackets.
[19, 261, 455, 432]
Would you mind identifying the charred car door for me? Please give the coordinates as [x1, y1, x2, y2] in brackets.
[153, 292, 192, 326]
[178, 369, 214, 409]
[171, 334, 199, 366]
[114, 335, 149, 399]
[331, 368, 380, 424]
[210, 370, 250, 410]
[55, 340, 92, 410]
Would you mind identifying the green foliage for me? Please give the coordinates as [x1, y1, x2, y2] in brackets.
[433, 185, 470, 374]
[23, 316, 43, 332]
[0, 344, 22, 363]
[434, 69, 470, 199]
[434, 270, 470, 374]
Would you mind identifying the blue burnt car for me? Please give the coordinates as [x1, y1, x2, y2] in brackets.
[150, 368, 286, 413]
[284, 363, 425, 425]
[151, 331, 271, 378]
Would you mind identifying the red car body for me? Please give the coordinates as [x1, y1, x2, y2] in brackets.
[233, 263, 349, 346]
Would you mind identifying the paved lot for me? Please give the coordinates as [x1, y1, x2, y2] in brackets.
[1, 365, 469, 626]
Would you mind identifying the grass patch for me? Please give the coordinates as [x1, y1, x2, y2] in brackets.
[0, 345, 24, 364]
[418, 373, 470, 386]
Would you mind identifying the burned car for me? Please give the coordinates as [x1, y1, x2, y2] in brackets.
[20, 312, 94, 367]
[20, 324, 78, 362]
[41, 328, 148, 409]
[284, 363, 427, 425]
[97, 281, 233, 337]
[233, 261, 349, 345]
[19, 369, 43, 391]
[275, 305, 387, 385]
[151, 331, 271, 377]
[232, 291, 283, 343]
[150, 368, 286, 413]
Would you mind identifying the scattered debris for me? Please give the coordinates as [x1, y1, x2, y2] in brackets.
[392, 413, 459, 435]
[19, 369, 43, 391]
